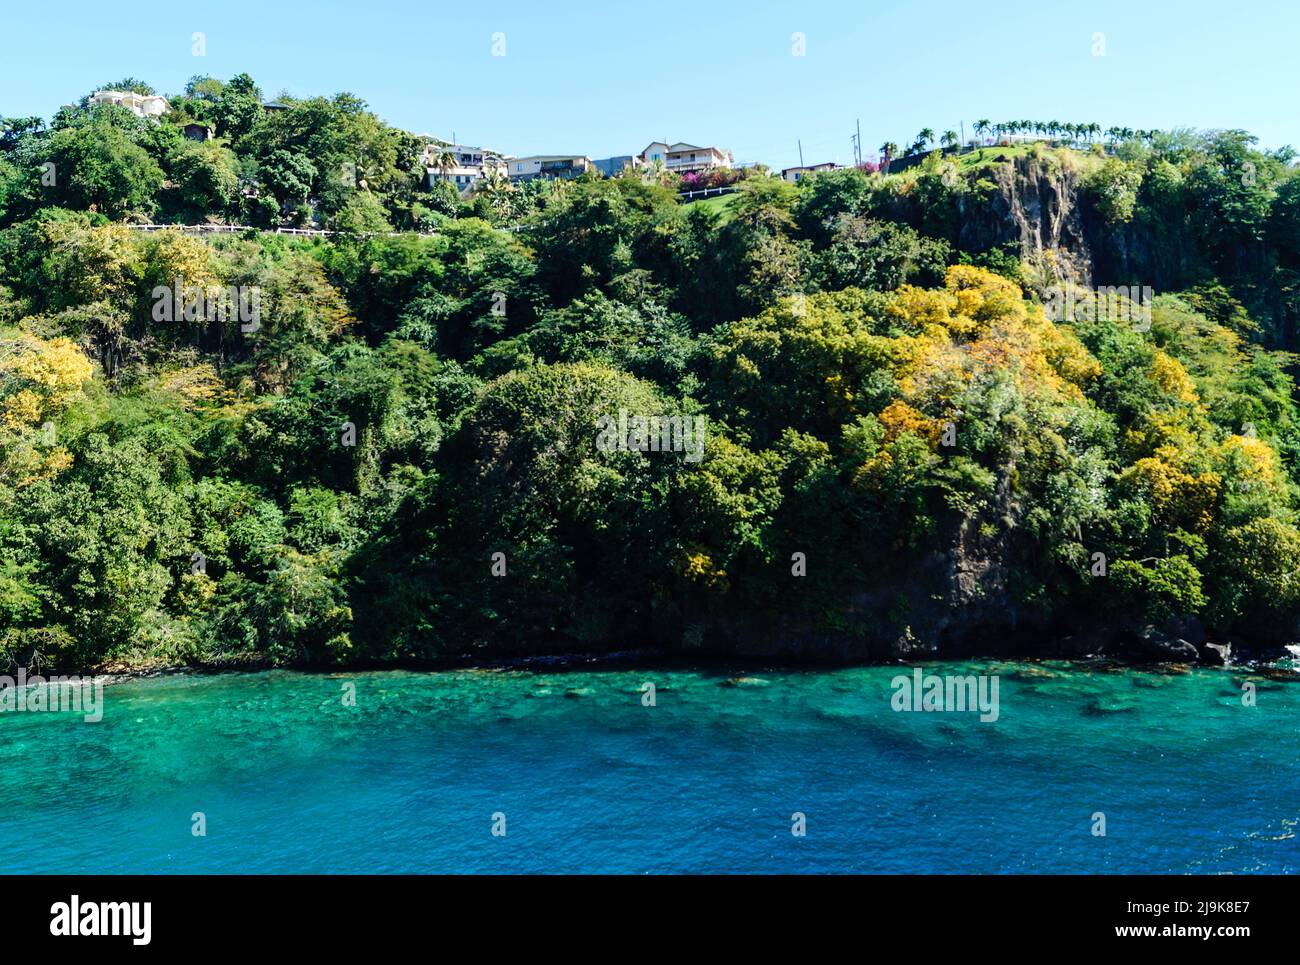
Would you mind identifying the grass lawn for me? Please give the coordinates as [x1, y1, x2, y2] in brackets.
[881, 143, 1106, 182]
[956, 143, 1106, 175]
[681, 192, 740, 223]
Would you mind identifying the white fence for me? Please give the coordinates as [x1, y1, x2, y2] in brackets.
[126, 224, 439, 238]
[125, 222, 533, 237]
[677, 186, 737, 201]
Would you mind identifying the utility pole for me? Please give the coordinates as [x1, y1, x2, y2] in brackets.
[856, 118, 862, 167]
[798, 139, 804, 167]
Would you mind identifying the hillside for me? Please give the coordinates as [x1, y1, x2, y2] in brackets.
[2, 79, 1300, 671]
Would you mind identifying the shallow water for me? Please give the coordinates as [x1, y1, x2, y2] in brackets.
[0, 661, 1296, 873]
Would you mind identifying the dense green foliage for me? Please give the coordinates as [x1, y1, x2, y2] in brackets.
[3, 77, 1300, 668]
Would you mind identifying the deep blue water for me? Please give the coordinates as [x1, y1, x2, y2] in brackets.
[0, 661, 1296, 873]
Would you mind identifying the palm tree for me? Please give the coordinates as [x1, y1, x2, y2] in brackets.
[640, 158, 667, 184]
[974, 119, 990, 144]
[879, 142, 898, 169]
[941, 130, 958, 150]
[349, 154, 382, 192]
[430, 148, 458, 184]
[473, 169, 514, 215]
[917, 128, 935, 150]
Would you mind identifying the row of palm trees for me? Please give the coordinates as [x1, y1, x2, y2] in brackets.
[880, 121, 1161, 164]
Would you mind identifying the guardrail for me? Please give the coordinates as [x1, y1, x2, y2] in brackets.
[126, 224, 440, 238]
[677, 186, 737, 201]
[125, 222, 534, 237]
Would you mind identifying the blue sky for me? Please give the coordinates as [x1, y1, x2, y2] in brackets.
[1, 0, 1295, 170]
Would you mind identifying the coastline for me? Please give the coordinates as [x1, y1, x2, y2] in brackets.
[17, 641, 1300, 686]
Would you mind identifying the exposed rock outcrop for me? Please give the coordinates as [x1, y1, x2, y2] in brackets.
[959, 155, 1094, 287]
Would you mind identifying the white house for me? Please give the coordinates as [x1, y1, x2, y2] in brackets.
[424, 143, 507, 193]
[506, 155, 593, 180]
[89, 90, 170, 118]
[781, 162, 841, 183]
[639, 141, 732, 174]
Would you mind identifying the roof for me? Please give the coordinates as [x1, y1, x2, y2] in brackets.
[511, 154, 590, 163]
[428, 144, 491, 154]
[92, 90, 169, 106]
[641, 141, 726, 157]
[781, 162, 839, 174]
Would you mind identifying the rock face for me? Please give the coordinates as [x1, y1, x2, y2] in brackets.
[951, 154, 1205, 300]
[959, 155, 1094, 287]
[702, 506, 1249, 665]
[1129, 626, 1201, 663]
[1198, 641, 1232, 666]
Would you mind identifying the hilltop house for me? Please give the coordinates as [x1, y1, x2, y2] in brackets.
[424, 143, 507, 192]
[89, 90, 170, 118]
[639, 141, 732, 174]
[781, 162, 840, 183]
[507, 155, 593, 181]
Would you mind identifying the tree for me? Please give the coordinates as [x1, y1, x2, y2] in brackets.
[88, 78, 155, 97]
[168, 142, 240, 219]
[471, 169, 514, 219]
[1083, 157, 1145, 223]
[259, 149, 317, 215]
[431, 149, 458, 181]
[46, 122, 163, 218]
[211, 73, 263, 146]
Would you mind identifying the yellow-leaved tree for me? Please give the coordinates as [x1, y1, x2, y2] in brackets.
[0, 332, 94, 485]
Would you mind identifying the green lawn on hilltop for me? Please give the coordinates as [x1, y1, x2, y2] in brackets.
[681, 191, 740, 222]
[884, 143, 1106, 181]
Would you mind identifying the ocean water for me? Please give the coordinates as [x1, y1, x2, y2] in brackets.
[0, 661, 1296, 874]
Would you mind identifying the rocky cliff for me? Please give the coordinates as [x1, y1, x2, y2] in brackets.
[957, 155, 1095, 287]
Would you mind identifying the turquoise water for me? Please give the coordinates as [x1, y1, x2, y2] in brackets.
[1, 661, 1297, 873]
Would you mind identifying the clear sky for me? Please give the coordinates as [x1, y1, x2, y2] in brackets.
[1, 0, 1295, 169]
